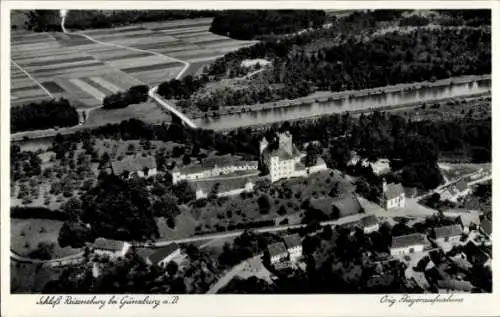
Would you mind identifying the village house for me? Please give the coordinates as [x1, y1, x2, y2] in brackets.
[479, 219, 492, 238]
[171, 155, 258, 184]
[360, 215, 379, 234]
[434, 224, 463, 245]
[260, 131, 328, 183]
[390, 233, 428, 256]
[443, 209, 481, 234]
[463, 241, 491, 267]
[381, 179, 405, 210]
[110, 155, 157, 179]
[92, 238, 131, 259]
[192, 178, 255, 200]
[283, 234, 303, 261]
[146, 243, 181, 267]
[439, 179, 471, 203]
[267, 242, 289, 266]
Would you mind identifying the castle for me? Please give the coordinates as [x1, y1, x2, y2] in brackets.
[260, 131, 327, 183]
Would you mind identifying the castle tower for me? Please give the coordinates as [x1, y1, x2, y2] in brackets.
[278, 131, 293, 156]
[259, 137, 269, 155]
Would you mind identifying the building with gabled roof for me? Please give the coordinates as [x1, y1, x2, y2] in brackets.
[390, 233, 427, 256]
[360, 215, 379, 234]
[381, 179, 405, 210]
[191, 177, 255, 200]
[283, 234, 302, 261]
[267, 242, 288, 265]
[92, 238, 131, 259]
[434, 224, 462, 245]
[146, 243, 181, 267]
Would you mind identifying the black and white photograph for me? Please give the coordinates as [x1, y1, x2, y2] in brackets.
[1, 2, 496, 314]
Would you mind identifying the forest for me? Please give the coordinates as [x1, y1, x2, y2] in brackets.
[209, 10, 327, 40]
[18, 10, 217, 31]
[184, 27, 491, 111]
[11, 98, 79, 133]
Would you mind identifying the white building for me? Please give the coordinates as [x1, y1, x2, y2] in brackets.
[92, 238, 131, 259]
[360, 215, 379, 234]
[283, 234, 302, 262]
[111, 155, 157, 179]
[390, 233, 427, 256]
[434, 224, 463, 245]
[172, 156, 258, 184]
[193, 178, 255, 200]
[381, 179, 405, 210]
[146, 243, 181, 267]
[267, 242, 288, 265]
[260, 131, 327, 183]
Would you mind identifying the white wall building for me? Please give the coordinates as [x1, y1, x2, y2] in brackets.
[172, 158, 258, 184]
[194, 179, 255, 200]
[92, 238, 131, 259]
[260, 131, 327, 183]
[283, 234, 303, 262]
[390, 233, 427, 256]
[434, 224, 462, 245]
[381, 179, 406, 210]
[268, 242, 288, 265]
[146, 243, 181, 267]
[360, 215, 379, 234]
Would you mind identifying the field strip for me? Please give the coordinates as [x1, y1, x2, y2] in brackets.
[89, 77, 122, 93]
[69, 78, 106, 101]
[73, 31, 190, 80]
[10, 60, 54, 98]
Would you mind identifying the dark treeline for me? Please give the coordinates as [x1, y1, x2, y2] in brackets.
[64, 10, 217, 30]
[22, 10, 62, 32]
[11, 144, 41, 181]
[11, 99, 79, 133]
[209, 10, 327, 40]
[157, 76, 207, 100]
[102, 85, 149, 109]
[188, 27, 490, 110]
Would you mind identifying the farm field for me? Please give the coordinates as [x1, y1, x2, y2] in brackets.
[10, 18, 256, 111]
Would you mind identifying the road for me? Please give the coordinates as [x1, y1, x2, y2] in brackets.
[207, 254, 263, 294]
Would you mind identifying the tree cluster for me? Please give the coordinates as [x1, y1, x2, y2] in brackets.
[157, 76, 207, 100]
[209, 10, 327, 40]
[63, 10, 217, 30]
[11, 98, 79, 133]
[102, 85, 149, 109]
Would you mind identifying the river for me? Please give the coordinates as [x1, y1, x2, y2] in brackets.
[194, 79, 491, 131]
[14, 78, 491, 151]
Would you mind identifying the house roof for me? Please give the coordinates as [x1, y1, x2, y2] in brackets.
[295, 161, 306, 171]
[111, 155, 156, 176]
[147, 243, 180, 265]
[201, 155, 239, 169]
[268, 242, 287, 257]
[361, 215, 379, 227]
[434, 224, 463, 239]
[454, 179, 468, 193]
[331, 194, 364, 217]
[192, 177, 254, 194]
[283, 234, 302, 249]
[480, 219, 492, 235]
[391, 233, 427, 249]
[93, 238, 126, 252]
[384, 182, 405, 200]
[457, 213, 480, 228]
[174, 164, 204, 174]
[234, 161, 258, 168]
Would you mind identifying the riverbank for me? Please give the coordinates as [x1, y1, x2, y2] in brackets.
[186, 74, 491, 120]
[216, 92, 491, 133]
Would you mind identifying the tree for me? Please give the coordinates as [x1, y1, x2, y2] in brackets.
[60, 197, 83, 221]
[257, 194, 272, 214]
[182, 154, 192, 165]
[166, 261, 179, 276]
[278, 205, 287, 215]
[58, 221, 93, 248]
[28, 242, 55, 260]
